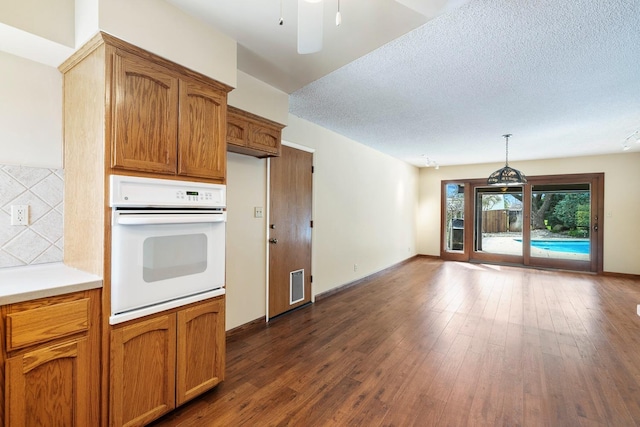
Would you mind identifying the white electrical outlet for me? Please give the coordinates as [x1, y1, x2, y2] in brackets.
[254, 206, 264, 218]
[11, 205, 29, 226]
[354, 264, 358, 272]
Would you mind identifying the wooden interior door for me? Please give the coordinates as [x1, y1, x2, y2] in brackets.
[268, 145, 313, 318]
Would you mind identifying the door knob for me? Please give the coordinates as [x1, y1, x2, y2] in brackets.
[269, 238, 278, 244]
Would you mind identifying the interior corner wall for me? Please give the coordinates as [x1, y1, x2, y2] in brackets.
[0, 51, 62, 168]
[0, 0, 75, 47]
[226, 152, 267, 330]
[75, 0, 99, 47]
[228, 71, 289, 126]
[98, 0, 237, 87]
[417, 152, 640, 275]
[284, 114, 419, 296]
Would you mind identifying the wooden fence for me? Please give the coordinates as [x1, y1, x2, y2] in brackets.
[482, 210, 523, 233]
[483, 210, 508, 233]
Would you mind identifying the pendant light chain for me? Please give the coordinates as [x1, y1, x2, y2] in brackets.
[503, 134, 512, 167]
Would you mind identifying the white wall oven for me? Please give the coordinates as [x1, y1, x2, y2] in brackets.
[109, 175, 226, 325]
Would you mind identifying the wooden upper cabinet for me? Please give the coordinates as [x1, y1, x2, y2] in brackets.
[226, 106, 285, 158]
[177, 80, 226, 180]
[226, 113, 247, 147]
[112, 51, 179, 174]
[248, 122, 280, 155]
[102, 34, 231, 183]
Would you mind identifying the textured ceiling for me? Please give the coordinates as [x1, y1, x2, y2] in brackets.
[169, 0, 640, 167]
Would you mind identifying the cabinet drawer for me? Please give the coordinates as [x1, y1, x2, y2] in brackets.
[6, 298, 90, 351]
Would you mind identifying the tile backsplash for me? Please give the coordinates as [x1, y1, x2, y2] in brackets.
[0, 165, 64, 268]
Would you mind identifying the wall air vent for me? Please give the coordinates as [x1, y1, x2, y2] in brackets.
[290, 269, 304, 304]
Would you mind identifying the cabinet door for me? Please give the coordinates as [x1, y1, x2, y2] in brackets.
[110, 314, 176, 427]
[176, 298, 225, 405]
[226, 114, 248, 147]
[248, 122, 281, 156]
[112, 51, 179, 174]
[6, 338, 90, 426]
[177, 79, 227, 180]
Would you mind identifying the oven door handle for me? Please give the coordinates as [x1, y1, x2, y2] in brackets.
[116, 214, 226, 225]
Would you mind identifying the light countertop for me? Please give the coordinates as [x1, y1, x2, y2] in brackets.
[0, 262, 102, 305]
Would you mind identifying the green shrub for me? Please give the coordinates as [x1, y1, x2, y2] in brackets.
[567, 228, 589, 238]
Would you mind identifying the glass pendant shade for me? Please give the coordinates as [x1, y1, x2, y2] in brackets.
[487, 166, 527, 186]
[487, 134, 527, 186]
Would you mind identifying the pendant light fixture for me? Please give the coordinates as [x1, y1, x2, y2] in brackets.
[487, 134, 527, 186]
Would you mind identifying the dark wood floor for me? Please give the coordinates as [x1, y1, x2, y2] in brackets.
[151, 257, 640, 426]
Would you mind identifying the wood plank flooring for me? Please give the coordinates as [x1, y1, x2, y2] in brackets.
[151, 258, 640, 426]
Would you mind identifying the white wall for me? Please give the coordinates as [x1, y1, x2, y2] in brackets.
[0, 0, 74, 47]
[228, 71, 289, 125]
[98, 0, 237, 87]
[226, 153, 268, 329]
[75, 0, 99, 47]
[417, 152, 640, 275]
[0, 52, 62, 168]
[284, 115, 419, 296]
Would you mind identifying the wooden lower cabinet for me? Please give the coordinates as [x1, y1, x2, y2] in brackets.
[6, 337, 90, 426]
[110, 296, 225, 427]
[1, 289, 101, 427]
[110, 314, 176, 427]
[176, 298, 225, 405]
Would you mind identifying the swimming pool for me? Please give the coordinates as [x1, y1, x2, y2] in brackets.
[516, 239, 590, 254]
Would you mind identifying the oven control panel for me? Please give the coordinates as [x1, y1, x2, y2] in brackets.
[110, 175, 226, 208]
[176, 190, 215, 202]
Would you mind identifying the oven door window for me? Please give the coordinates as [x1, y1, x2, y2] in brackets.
[143, 233, 207, 282]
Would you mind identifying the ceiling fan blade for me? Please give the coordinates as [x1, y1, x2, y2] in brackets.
[297, 0, 323, 54]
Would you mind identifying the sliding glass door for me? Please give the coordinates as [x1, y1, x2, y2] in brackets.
[441, 173, 603, 273]
[473, 186, 524, 264]
[526, 179, 601, 272]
